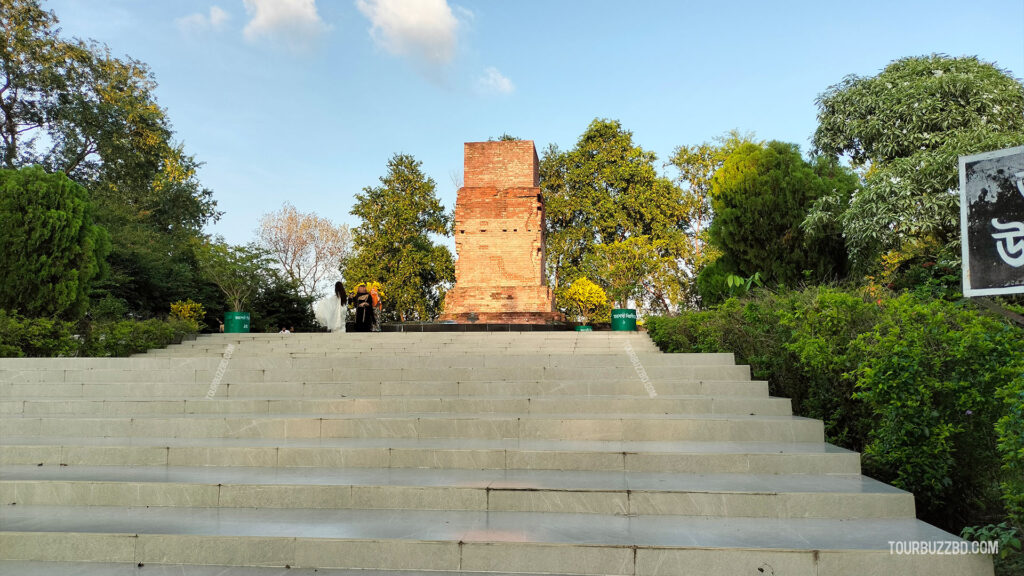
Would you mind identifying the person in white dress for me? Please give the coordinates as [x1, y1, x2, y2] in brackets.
[313, 281, 348, 332]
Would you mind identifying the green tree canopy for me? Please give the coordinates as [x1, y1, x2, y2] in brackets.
[0, 165, 109, 319]
[810, 54, 1024, 268]
[1, 0, 220, 317]
[541, 119, 689, 313]
[666, 130, 761, 307]
[344, 153, 454, 322]
[194, 238, 273, 313]
[703, 141, 857, 298]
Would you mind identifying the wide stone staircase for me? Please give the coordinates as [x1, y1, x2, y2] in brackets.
[0, 332, 992, 575]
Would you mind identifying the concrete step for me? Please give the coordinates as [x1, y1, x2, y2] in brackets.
[0, 332, 990, 574]
[0, 413, 824, 442]
[0, 395, 793, 416]
[0, 437, 861, 474]
[0, 507, 990, 575]
[0, 563, 568, 576]
[0, 380, 770, 399]
[2, 365, 750, 384]
[0, 465, 914, 519]
[0, 352, 721, 371]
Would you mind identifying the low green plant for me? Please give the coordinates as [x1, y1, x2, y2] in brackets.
[779, 288, 877, 450]
[646, 287, 1024, 535]
[962, 522, 1021, 560]
[83, 318, 197, 357]
[852, 294, 1023, 526]
[725, 272, 762, 298]
[0, 310, 199, 358]
[0, 310, 79, 357]
[996, 373, 1024, 526]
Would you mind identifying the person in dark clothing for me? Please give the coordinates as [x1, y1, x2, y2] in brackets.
[350, 284, 375, 332]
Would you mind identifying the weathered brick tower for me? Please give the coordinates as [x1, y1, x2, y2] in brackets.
[439, 140, 562, 324]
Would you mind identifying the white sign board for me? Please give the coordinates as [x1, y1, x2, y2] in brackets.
[959, 145, 1024, 297]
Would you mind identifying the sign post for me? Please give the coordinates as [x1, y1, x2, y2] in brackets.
[959, 145, 1024, 297]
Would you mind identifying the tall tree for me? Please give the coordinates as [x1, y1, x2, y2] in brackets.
[0, 0, 219, 316]
[810, 55, 1024, 269]
[703, 141, 857, 298]
[257, 202, 351, 300]
[0, 166, 109, 319]
[344, 154, 454, 322]
[666, 130, 760, 307]
[541, 119, 689, 313]
[194, 238, 273, 313]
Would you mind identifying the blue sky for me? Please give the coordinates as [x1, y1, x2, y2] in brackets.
[44, 0, 1024, 247]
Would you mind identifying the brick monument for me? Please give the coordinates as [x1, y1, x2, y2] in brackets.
[439, 140, 562, 324]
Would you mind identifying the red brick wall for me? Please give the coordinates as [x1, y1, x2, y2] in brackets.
[452, 188, 544, 286]
[441, 140, 558, 322]
[463, 141, 540, 188]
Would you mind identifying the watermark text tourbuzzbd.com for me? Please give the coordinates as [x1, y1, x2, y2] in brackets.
[888, 540, 998, 555]
[205, 343, 235, 399]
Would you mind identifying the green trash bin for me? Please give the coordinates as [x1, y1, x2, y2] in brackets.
[224, 311, 250, 333]
[611, 308, 637, 331]
[575, 325, 594, 332]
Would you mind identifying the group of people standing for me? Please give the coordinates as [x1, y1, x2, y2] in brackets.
[313, 281, 381, 333]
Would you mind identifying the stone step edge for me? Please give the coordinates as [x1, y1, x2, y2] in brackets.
[0, 442, 861, 474]
[0, 480, 915, 519]
[0, 532, 992, 575]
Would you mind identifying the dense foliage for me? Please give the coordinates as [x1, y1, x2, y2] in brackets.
[0, 166, 109, 319]
[541, 119, 689, 311]
[194, 238, 274, 313]
[700, 141, 857, 303]
[0, 310, 197, 357]
[1, 0, 220, 319]
[810, 55, 1024, 270]
[249, 273, 317, 333]
[344, 153, 454, 322]
[646, 288, 1024, 534]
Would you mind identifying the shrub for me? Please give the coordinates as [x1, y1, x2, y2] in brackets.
[0, 310, 199, 358]
[251, 274, 316, 333]
[83, 318, 197, 357]
[0, 310, 80, 357]
[558, 277, 610, 325]
[996, 372, 1024, 526]
[90, 295, 129, 322]
[647, 288, 1024, 534]
[852, 294, 1023, 526]
[0, 166, 110, 319]
[779, 288, 878, 450]
[170, 299, 206, 330]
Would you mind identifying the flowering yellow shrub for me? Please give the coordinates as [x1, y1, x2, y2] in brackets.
[560, 277, 610, 325]
[170, 299, 206, 330]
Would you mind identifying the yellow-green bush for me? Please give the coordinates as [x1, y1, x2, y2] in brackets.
[170, 299, 206, 330]
[558, 277, 610, 325]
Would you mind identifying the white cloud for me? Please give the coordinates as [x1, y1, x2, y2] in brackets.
[356, 0, 459, 67]
[176, 6, 230, 33]
[477, 67, 514, 94]
[243, 0, 329, 52]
